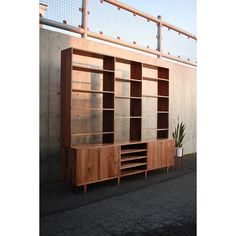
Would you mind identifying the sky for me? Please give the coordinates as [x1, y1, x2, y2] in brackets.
[119, 0, 196, 35]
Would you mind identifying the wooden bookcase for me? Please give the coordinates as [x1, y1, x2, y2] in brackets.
[61, 47, 174, 192]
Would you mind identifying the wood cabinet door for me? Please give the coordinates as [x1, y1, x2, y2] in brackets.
[156, 140, 165, 167]
[148, 141, 162, 170]
[100, 146, 120, 179]
[76, 148, 100, 185]
[148, 139, 175, 170]
[164, 139, 175, 166]
[147, 141, 156, 170]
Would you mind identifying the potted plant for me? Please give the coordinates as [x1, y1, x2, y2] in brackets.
[172, 117, 186, 157]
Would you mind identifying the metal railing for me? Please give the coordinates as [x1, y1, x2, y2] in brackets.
[40, 0, 197, 66]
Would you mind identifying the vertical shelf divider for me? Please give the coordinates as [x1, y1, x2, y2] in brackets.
[130, 62, 142, 140]
[157, 67, 169, 139]
[61, 48, 73, 147]
[103, 56, 115, 143]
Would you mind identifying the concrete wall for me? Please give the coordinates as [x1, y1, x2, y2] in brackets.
[40, 29, 196, 183]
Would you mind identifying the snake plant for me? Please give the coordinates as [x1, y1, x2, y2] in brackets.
[172, 117, 186, 147]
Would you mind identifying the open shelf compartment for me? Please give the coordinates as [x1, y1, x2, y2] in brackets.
[120, 143, 147, 175]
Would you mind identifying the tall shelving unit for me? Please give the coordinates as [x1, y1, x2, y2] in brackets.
[114, 59, 142, 142]
[61, 48, 115, 146]
[142, 63, 158, 140]
[141, 64, 169, 140]
[61, 47, 174, 192]
[130, 61, 142, 140]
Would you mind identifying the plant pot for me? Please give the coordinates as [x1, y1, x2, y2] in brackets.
[176, 147, 183, 157]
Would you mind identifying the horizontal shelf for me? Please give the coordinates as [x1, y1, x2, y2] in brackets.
[121, 162, 147, 170]
[72, 49, 115, 59]
[142, 77, 158, 82]
[142, 95, 158, 98]
[71, 138, 179, 149]
[157, 111, 169, 113]
[72, 89, 114, 94]
[121, 148, 147, 155]
[71, 139, 166, 149]
[116, 77, 142, 83]
[72, 65, 114, 74]
[121, 169, 146, 177]
[121, 155, 147, 162]
[158, 78, 169, 81]
[157, 128, 168, 131]
[71, 108, 114, 111]
[115, 96, 142, 100]
[158, 95, 169, 98]
[72, 131, 114, 136]
[115, 116, 142, 119]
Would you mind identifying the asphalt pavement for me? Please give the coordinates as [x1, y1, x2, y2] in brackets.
[40, 153, 196, 236]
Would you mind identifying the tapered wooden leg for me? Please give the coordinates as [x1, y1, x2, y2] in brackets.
[83, 184, 87, 193]
[145, 171, 147, 179]
[117, 177, 120, 187]
[167, 166, 169, 173]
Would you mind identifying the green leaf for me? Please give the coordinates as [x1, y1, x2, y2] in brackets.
[172, 118, 186, 147]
